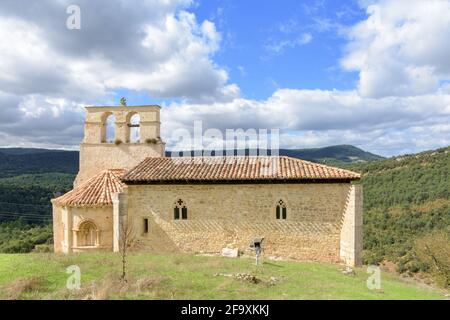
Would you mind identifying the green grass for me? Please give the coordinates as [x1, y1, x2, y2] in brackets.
[0, 253, 446, 300]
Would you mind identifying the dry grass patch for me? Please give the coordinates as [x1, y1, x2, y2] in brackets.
[2, 276, 44, 300]
[55, 274, 173, 300]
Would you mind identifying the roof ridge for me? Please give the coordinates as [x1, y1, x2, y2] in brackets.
[122, 156, 361, 182]
[142, 155, 359, 174]
[52, 168, 126, 207]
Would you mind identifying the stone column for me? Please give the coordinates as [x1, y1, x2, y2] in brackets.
[115, 121, 128, 143]
[72, 229, 78, 248]
[340, 184, 363, 266]
[113, 190, 128, 252]
[62, 207, 74, 253]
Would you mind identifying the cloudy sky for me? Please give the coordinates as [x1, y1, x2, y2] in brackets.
[0, 0, 450, 156]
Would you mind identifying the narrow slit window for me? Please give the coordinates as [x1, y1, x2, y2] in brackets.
[174, 207, 180, 220]
[182, 207, 187, 220]
[143, 218, 149, 233]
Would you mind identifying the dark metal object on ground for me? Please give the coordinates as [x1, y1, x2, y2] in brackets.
[249, 237, 265, 265]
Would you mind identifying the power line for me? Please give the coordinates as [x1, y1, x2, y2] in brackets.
[0, 215, 51, 222]
[0, 201, 51, 208]
[0, 218, 51, 223]
[0, 212, 52, 220]
[0, 212, 52, 218]
[0, 211, 51, 217]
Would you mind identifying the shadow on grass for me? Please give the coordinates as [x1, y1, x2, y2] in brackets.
[262, 261, 284, 268]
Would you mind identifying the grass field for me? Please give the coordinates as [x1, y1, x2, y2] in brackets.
[0, 253, 446, 300]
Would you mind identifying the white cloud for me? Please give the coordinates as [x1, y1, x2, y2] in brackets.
[264, 32, 313, 55]
[104, 11, 236, 102]
[162, 88, 450, 156]
[2, 94, 84, 147]
[0, 0, 239, 147]
[342, 0, 450, 98]
[0, 0, 450, 157]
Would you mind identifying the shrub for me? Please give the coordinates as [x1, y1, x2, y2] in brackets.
[114, 139, 123, 145]
[33, 244, 54, 253]
[0, 221, 53, 253]
[362, 250, 383, 266]
[145, 138, 158, 144]
[414, 231, 450, 288]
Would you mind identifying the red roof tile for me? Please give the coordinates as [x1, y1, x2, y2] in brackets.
[122, 156, 361, 183]
[52, 169, 125, 207]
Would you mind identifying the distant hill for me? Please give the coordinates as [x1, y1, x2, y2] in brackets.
[0, 148, 78, 224]
[165, 144, 384, 165]
[0, 148, 69, 155]
[0, 144, 383, 179]
[0, 148, 78, 178]
[279, 145, 384, 165]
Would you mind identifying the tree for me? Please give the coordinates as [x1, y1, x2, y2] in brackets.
[119, 216, 135, 282]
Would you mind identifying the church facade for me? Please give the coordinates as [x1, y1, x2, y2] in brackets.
[52, 105, 363, 266]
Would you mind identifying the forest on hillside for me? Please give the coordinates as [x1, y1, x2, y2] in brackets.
[347, 146, 450, 285]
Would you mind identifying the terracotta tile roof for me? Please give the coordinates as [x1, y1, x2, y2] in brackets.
[52, 169, 126, 207]
[122, 156, 361, 183]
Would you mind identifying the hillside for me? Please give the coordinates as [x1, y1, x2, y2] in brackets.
[348, 146, 449, 208]
[280, 145, 384, 165]
[0, 148, 65, 155]
[0, 148, 78, 224]
[0, 252, 445, 300]
[0, 148, 78, 178]
[346, 146, 450, 272]
[0, 173, 75, 223]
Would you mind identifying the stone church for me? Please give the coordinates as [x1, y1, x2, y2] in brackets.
[52, 105, 363, 266]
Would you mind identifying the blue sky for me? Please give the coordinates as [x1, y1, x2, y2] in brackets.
[194, 0, 363, 98]
[0, 0, 450, 156]
[122, 0, 365, 104]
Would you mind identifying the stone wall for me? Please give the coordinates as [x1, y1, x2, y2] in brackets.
[52, 204, 64, 253]
[76, 143, 164, 185]
[340, 184, 363, 266]
[118, 183, 361, 264]
[71, 207, 114, 252]
[52, 205, 114, 253]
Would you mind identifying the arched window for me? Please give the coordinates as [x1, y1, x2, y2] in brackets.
[101, 112, 116, 143]
[127, 113, 140, 143]
[174, 199, 187, 220]
[77, 220, 99, 247]
[276, 200, 287, 220]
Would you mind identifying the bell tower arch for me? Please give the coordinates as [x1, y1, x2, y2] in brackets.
[75, 105, 165, 186]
